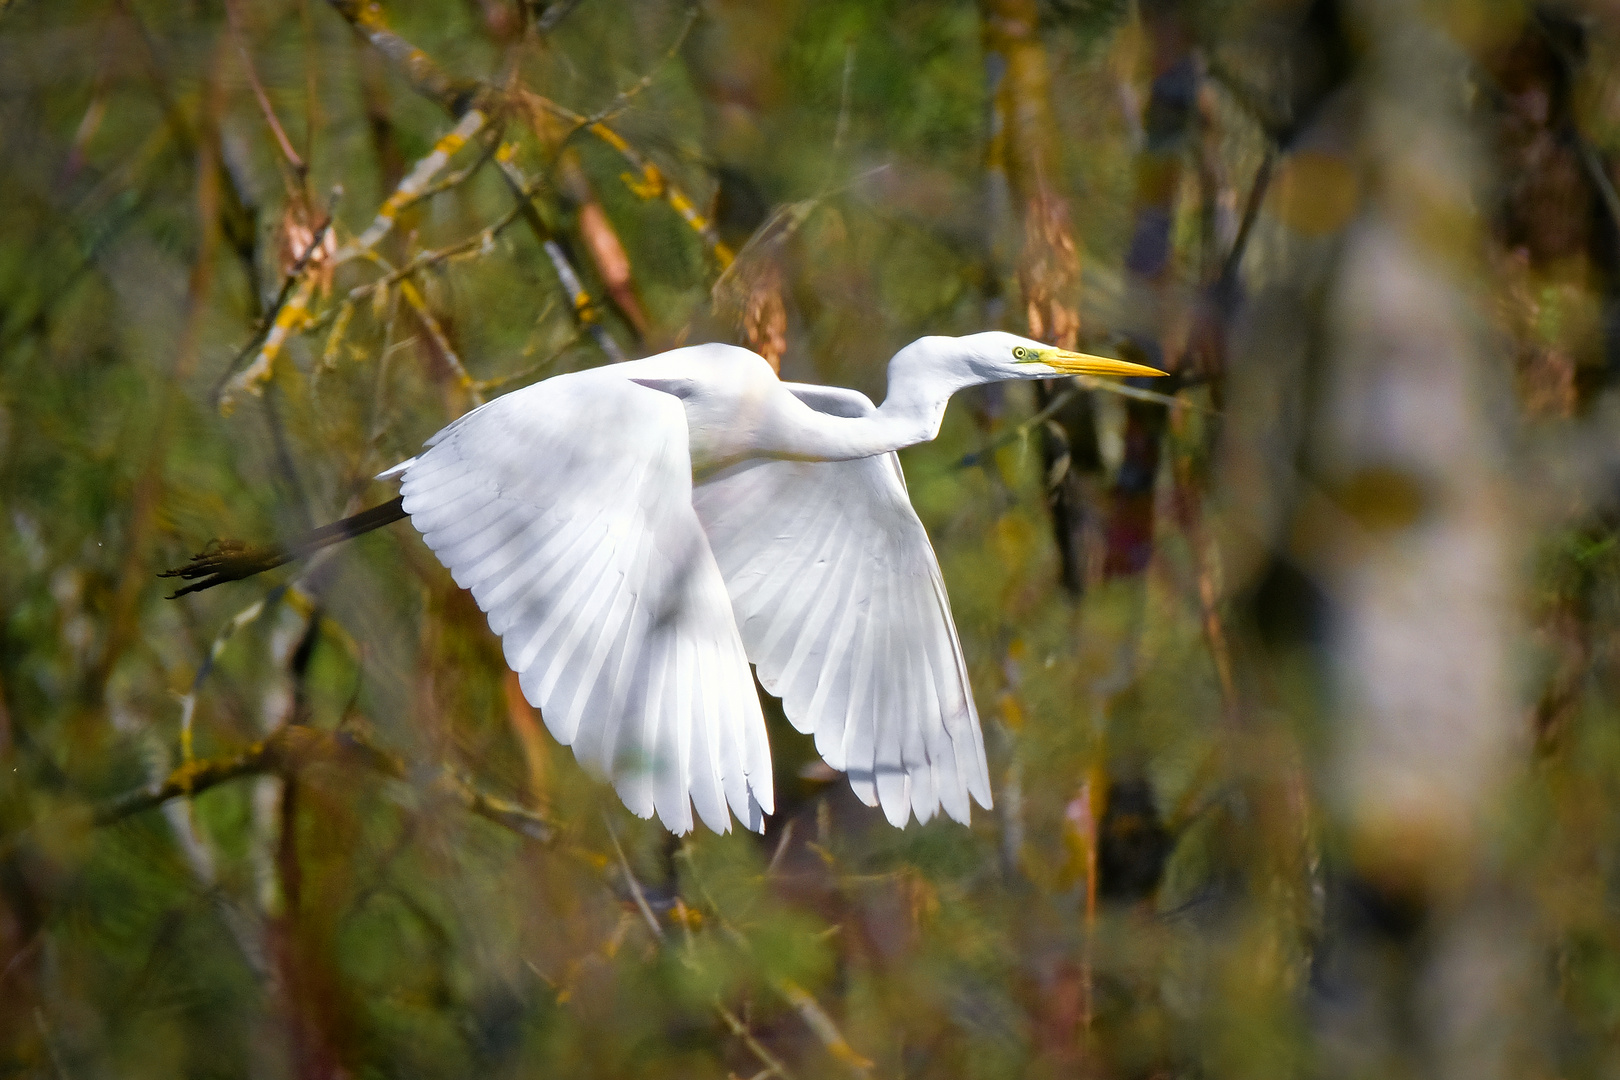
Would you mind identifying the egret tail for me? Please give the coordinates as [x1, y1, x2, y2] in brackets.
[161, 496, 408, 598]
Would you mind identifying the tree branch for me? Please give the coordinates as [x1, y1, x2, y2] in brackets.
[324, 0, 627, 361]
[94, 723, 554, 843]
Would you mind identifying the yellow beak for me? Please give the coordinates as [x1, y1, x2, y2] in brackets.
[1021, 348, 1167, 379]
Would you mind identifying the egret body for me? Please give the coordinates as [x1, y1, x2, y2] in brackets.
[381, 332, 1163, 834]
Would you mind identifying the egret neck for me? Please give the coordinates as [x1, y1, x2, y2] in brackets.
[756, 333, 1158, 464]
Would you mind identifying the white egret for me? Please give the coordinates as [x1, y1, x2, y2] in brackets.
[375, 332, 1163, 835]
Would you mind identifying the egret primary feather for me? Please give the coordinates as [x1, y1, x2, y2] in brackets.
[380, 333, 1164, 834]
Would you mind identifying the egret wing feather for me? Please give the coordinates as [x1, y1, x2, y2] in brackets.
[692, 384, 991, 827]
[389, 375, 772, 835]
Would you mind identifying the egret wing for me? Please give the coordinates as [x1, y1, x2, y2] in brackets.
[691, 385, 991, 827]
[384, 375, 772, 834]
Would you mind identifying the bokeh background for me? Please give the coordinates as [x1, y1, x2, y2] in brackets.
[4, 0, 1620, 1076]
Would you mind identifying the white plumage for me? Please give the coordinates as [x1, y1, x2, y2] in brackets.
[381, 333, 1164, 833]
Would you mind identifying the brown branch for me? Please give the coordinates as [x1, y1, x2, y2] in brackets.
[442, 771, 555, 842]
[1099, 7, 1196, 581]
[225, 0, 306, 185]
[94, 723, 554, 842]
[95, 726, 400, 825]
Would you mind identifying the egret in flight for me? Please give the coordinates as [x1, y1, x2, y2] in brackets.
[166, 333, 1164, 834]
[375, 333, 1162, 834]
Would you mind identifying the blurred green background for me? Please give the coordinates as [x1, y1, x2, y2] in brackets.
[5, 0, 1620, 1076]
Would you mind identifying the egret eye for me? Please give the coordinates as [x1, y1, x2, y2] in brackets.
[1013, 347, 1028, 360]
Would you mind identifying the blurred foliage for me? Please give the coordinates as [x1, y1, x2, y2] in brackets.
[5, 0, 1620, 1077]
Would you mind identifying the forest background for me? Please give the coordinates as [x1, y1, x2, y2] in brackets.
[3, 0, 1620, 1076]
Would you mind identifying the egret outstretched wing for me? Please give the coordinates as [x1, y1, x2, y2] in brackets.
[692, 385, 991, 827]
[384, 375, 773, 834]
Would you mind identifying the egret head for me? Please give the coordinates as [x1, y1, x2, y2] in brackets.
[973, 331, 1166, 382]
[892, 331, 1166, 392]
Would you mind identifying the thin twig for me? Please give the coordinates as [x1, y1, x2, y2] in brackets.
[951, 376, 1202, 474]
[1205, 58, 1288, 142]
[475, 325, 583, 393]
[525, 89, 732, 267]
[174, 586, 293, 776]
[393, 130, 503, 213]
[681, 854, 873, 1077]
[338, 108, 490, 260]
[710, 165, 891, 312]
[224, 0, 306, 184]
[605, 817, 665, 941]
[397, 277, 482, 403]
[315, 183, 537, 319]
[493, 150, 627, 361]
[766, 818, 795, 876]
[716, 1002, 798, 1080]
[568, 6, 699, 133]
[1217, 148, 1275, 294]
[0, 935, 41, 992]
[833, 41, 855, 155]
[772, 978, 873, 1076]
[367, 287, 403, 450]
[441, 771, 555, 842]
